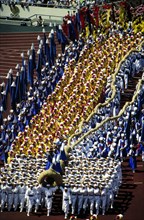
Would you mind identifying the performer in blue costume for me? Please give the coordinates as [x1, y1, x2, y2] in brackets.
[128, 144, 137, 173]
[45, 153, 52, 170]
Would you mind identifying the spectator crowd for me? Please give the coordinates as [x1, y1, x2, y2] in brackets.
[0, 0, 111, 9]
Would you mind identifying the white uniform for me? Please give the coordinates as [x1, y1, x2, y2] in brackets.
[70, 187, 79, 214]
[19, 184, 27, 212]
[106, 183, 114, 210]
[40, 186, 46, 208]
[112, 173, 119, 197]
[101, 187, 107, 215]
[7, 185, 14, 211]
[116, 162, 122, 186]
[25, 186, 35, 216]
[45, 186, 58, 216]
[60, 187, 71, 219]
[88, 187, 94, 215]
[0, 184, 2, 206]
[33, 185, 42, 212]
[13, 185, 19, 211]
[82, 188, 88, 214]
[124, 72, 129, 89]
[94, 187, 101, 216]
[1, 184, 8, 212]
[77, 187, 85, 215]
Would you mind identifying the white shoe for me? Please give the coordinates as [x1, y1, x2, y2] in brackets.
[27, 213, 30, 216]
[47, 212, 49, 216]
[35, 209, 37, 213]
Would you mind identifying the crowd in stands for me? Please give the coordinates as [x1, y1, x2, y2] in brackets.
[0, 1, 144, 219]
[0, 0, 110, 8]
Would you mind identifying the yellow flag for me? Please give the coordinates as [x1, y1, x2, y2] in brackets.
[119, 6, 125, 27]
[106, 9, 111, 25]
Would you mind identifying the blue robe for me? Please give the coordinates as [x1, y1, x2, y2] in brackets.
[129, 151, 137, 171]
[45, 154, 52, 170]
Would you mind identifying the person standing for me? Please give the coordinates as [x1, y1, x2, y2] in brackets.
[88, 184, 95, 216]
[100, 184, 107, 215]
[106, 180, 114, 210]
[1, 181, 8, 212]
[13, 183, 19, 211]
[19, 182, 27, 212]
[25, 184, 35, 216]
[33, 182, 42, 213]
[0, 181, 1, 207]
[44, 184, 58, 216]
[77, 185, 85, 215]
[60, 186, 71, 219]
[7, 182, 14, 211]
[128, 144, 137, 173]
[82, 185, 88, 214]
[94, 184, 101, 217]
[70, 184, 79, 215]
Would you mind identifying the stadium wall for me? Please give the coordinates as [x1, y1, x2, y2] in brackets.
[0, 4, 73, 22]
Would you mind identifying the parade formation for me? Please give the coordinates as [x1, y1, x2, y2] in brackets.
[0, 0, 144, 219]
